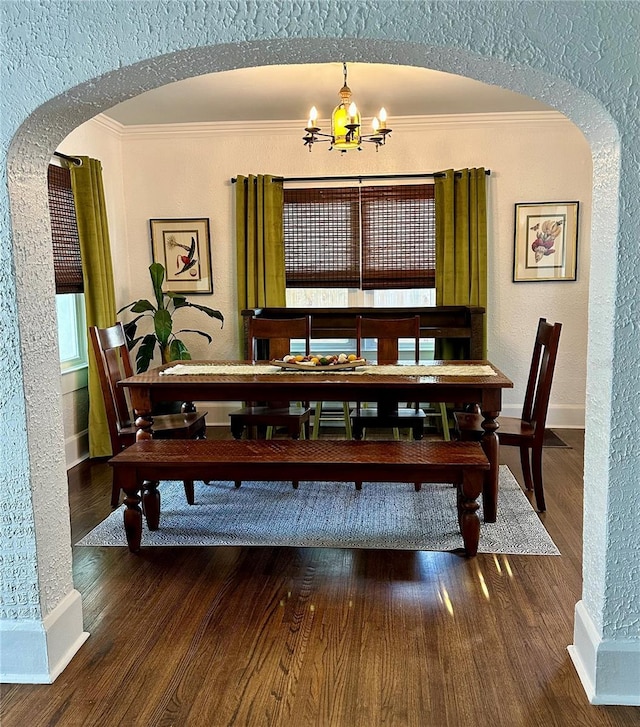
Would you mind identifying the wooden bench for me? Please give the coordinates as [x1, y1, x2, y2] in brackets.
[109, 439, 489, 556]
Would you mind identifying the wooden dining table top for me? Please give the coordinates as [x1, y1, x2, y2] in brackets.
[119, 359, 513, 405]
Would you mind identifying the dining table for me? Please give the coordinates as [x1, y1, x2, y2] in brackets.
[118, 360, 513, 522]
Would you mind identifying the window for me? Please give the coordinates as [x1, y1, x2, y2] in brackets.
[284, 183, 435, 291]
[55, 293, 87, 372]
[284, 182, 437, 358]
[48, 163, 87, 372]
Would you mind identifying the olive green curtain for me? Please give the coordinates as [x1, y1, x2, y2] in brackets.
[70, 157, 117, 458]
[435, 168, 488, 359]
[235, 174, 286, 330]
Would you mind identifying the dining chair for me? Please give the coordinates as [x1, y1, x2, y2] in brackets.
[454, 317, 562, 512]
[350, 315, 431, 441]
[228, 315, 312, 440]
[89, 323, 208, 508]
[310, 318, 353, 439]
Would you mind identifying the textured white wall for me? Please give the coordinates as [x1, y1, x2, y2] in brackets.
[0, 0, 637, 697]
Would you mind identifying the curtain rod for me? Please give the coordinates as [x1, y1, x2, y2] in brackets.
[53, 151, 83, 166]
[231, 170, 490, 183]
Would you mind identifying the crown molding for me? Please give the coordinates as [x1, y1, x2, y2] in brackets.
[89, 113, 124, 135]
[95, 110, 570, 140]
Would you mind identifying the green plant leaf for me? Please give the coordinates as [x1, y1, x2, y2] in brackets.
[130, 299, 156, 314]
[122, 319, 137, 347]
[169, 339, 191, 361]
[166, 291, 188, 308]
[118, 263, 224, 370]
[135, 334, 157, 373]
[185, 303, 225, 325]
[154, 308, 172, 346]
[149, 263, 165, 309]
[118, 300, 153, 314]
[175, 328, 213, 344]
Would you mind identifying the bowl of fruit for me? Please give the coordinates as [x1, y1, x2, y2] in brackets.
[272, 353, 367, 370]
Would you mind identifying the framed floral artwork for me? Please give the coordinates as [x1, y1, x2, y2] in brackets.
[150, 218, 213, 294]
[513, 202, 579, 282]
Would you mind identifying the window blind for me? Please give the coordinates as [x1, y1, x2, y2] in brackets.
[361, 184, 435, 289]
[48, 164, 83, 293]
[284, 187, 360, 287]
[283, 183, 435, 289]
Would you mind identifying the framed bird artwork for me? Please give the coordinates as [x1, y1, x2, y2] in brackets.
[150, 218, 213, 293]
[513, 202, 579, 282]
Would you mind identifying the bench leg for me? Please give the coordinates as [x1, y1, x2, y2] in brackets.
[122, 486, 143, 553]
[111, 475, 122, 509]
[457, 470, 484, 557]
[142, 480, 161, 531]
[183, 480, 195, 505]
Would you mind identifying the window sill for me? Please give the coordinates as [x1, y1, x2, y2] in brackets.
[60, 364, 88, 394]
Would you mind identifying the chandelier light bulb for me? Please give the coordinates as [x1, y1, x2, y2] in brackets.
[372, 117, 380, 132]
[379, 107, 387, 128]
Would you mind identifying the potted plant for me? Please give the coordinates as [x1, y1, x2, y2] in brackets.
[118, 262, 224, 373]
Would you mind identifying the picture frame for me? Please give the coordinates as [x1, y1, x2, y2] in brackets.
[150, 218, 213, 294]
[513, 201, 579, 282]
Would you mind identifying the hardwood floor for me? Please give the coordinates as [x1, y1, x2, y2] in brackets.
[2, 429, 639, 726]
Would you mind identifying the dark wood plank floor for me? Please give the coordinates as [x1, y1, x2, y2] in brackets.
[2, 429, 639, 726]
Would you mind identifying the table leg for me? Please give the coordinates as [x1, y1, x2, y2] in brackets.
[129, 386, 154, 441]
[134, 411, 154, 441]
[480, 409, 500, 523]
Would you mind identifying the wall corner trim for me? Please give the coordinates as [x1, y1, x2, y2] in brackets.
[569, 600, 640, 706]
[0, 590, 89, 684]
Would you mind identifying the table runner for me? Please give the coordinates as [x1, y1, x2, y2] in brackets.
[159, 363, 497, 377]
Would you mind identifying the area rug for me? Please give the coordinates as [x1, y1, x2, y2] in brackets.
[76, 466, 559, 555]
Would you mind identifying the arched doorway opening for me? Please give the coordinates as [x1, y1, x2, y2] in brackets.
[5, 37, 621, 692]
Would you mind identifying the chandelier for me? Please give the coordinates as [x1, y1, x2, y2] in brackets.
[303, 63, 392, 152]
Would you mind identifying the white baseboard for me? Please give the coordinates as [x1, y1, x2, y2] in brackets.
[500, 404, 584, 429]
[0, 590, 89, 683]
[197, 401, 243, 427]
[65, 428, 89, 469]
[569, 600, 640, 705]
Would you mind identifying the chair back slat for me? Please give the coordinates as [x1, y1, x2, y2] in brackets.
[89, 323, 135, 453]
[356, 316, 421, 364]
[522, 318, 562, 441]
[248, 315, 311, 362]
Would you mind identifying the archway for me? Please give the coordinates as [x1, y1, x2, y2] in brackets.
[5, 37, 623, 696]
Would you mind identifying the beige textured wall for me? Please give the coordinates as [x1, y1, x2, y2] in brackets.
[61, 110, 591, 439]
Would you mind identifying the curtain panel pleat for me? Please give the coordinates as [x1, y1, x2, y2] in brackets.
[435, 168, 487, 359]
[70, 157, 117, 458]
[235, 174, 286, 334]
